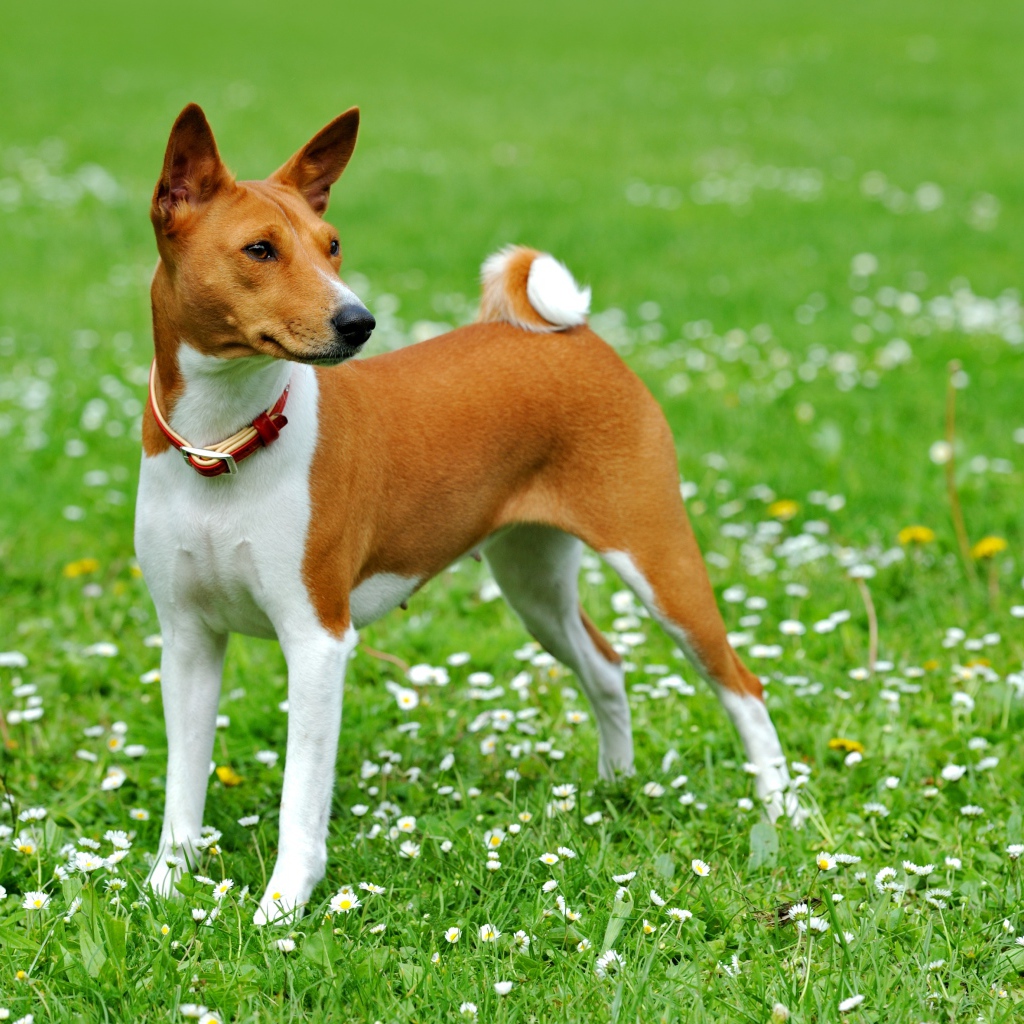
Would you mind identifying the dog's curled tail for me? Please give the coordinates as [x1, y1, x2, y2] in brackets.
[478, 245, 591, 333]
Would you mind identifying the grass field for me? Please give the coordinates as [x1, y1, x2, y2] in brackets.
[2, 1, 1024, 1020]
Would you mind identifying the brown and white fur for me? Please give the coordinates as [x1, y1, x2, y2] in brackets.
[136, 104, 798, 924]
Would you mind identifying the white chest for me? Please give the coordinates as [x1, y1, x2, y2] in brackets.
[135, 367, 320, 640]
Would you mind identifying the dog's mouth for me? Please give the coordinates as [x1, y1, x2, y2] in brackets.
[257, 333, 367, 366]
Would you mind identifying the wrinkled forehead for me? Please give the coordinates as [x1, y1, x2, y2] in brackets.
[203, 180, 331, 242]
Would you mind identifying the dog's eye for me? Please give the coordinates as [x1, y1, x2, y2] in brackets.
[329, 239, 340, 257]
[243, 241, 276, 261]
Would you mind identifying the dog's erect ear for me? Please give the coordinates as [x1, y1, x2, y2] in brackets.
[152, 104, 232, 234]
[269, 108, 359, 215]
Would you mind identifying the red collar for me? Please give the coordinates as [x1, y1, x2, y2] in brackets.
[148, 360, 290, 477]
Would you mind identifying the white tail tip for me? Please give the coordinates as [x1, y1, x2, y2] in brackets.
[479, 245, 590, 332]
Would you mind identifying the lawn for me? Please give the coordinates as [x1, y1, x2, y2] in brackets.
[1, 1, 1023, 1020]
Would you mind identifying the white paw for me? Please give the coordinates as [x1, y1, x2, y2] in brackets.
[254, 890, 306, 926]
[761, 788, 807, 827]
[784, 791, 808, 827]
[146, 851, 185, 898]
[597, 757, 636, 782]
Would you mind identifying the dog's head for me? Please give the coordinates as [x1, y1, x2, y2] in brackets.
[151, 104, 374, 365]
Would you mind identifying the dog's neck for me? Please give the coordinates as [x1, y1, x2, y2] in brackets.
[171, 345, 293, 448]
[151, 276, 295, 449]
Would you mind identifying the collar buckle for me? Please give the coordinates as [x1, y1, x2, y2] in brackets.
[179, 446, 239, 475]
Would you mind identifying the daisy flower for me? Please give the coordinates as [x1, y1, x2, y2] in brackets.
[902, 862, 935, 876]
[329, 890, 361, 913]
[22, 891, 50, 910]
[874, 867, 897, 892]
[359, 882, 386, 895]
[12, 833, 37, 855]
[667, 907, 692, 922]
[691, 858, 711, 877]
[595, 949, 624, 978]
[74, 851, 104, 872]
[494, 981, 513, 996]
[816, 852, 836, 871]
[213, 879, 234, 900]
[444, 926, 461, 943]
[274, 938, 296, 952]
[539, 852, 559, 865]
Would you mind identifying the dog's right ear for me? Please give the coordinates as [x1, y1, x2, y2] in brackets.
[152, 104, 232, 235]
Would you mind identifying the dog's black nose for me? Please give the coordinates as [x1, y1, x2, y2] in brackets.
[331, 305, 376, 347]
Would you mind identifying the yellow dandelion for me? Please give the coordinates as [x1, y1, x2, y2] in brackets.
[828, 737, 864, 754]
[898, 525, 936, 545]
[215, 765, 243, 787]
[971, 536, 1008, 560]
[63, 557, 100, 578]
[767, 499, 799, 521]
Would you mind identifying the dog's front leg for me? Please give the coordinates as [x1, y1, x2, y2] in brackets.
[147, 621, 228, 897]
[255, 624, 356, 925]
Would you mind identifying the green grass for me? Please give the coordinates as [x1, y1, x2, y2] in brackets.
[1, 1, 1024, 1020]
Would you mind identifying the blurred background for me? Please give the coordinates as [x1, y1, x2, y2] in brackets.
[1, 0, 1021, 577]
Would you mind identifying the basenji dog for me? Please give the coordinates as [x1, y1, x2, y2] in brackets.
[137, 103, 797, 924]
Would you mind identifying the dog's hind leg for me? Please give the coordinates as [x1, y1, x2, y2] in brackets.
[600, 527, 797, 821]
[147, 620, 228, 896]
[484, 524, 634, 779]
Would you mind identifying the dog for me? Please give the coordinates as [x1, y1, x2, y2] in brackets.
[136, 103, 797, 924]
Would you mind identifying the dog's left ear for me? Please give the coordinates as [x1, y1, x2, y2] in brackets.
[270, 107, 360, 215]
